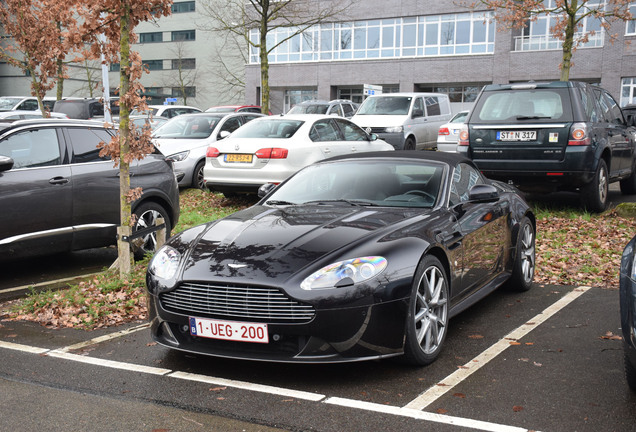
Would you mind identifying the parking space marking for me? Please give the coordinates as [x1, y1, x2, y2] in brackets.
[170, 371, 326, 401]
[56, 323, 149, 353]
[404, 286, 592, 411]
[0, 340, 49, 355]
[326, 397, 535, 432]
[47, 349, 172, 375]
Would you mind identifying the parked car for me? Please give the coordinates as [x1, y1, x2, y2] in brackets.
[286, 99, 358, 118]
[203, 114, 394, 195]
[457, 81, 636, 212]
[53, 98, 105, 120]
[147, 151, 535, 364]
[153, 112, 264, 189]
[620, 234, 636, 392]
[0, 110, 68, 120]
[436, 110, 470, 153]
[132, 105, 202, 119]
[206, 105, 268, 114]
[351, 92, 452, 150]
[622, 104, 636, 127]
[0, 96, 57, 112]
[0, 118, 180, 260]
[129, 115, 169, 131]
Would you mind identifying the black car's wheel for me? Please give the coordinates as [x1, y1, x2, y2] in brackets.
[193, 161, 206, 190]
[583, 159, 609, 212]
[403, 255, 449, 366]
[620, 160, 636, 195]
[504, 216, 535, 292]
[132, 202, 172, 260]
[624, 343, 636, 392]
[404, 137, 416, 151]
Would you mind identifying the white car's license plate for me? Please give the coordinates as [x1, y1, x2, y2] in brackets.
[190, 317, 269, 343]
[497, 131, 536, 141]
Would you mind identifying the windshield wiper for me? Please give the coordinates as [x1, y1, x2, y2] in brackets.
[266, 200, 296, 206]
[303, 199, 378, 207]
[516, 115, 552, 120]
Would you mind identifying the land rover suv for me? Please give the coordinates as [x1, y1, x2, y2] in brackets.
[457, 81, 636, 211]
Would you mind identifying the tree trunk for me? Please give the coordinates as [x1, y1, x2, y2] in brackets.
[560, 12, 576, 81]
[259, 11, 269, 114]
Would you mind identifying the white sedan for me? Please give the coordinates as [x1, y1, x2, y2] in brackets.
[203, 114, 394, 196]
[436, 110, 469, 153]
[153, 112, 264, 189]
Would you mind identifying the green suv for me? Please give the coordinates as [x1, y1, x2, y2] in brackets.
[457, 81, 636, 211]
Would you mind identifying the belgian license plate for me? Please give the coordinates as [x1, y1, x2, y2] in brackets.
[497, 131, 536, 141]
[225, 154, 253, 163]
[190, 317, 268, 343]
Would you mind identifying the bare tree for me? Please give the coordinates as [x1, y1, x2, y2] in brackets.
[164, 40, 198, 106]
[199, 0, 355, 114]
[206, 31, 248, 105]
[471, 0, 633, 81]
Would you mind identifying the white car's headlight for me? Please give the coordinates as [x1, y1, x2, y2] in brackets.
[385, 126, 403, 134]
[149, 246, 181, 280]
[301, 256, 388, 290]
[167, 150, 189, 162]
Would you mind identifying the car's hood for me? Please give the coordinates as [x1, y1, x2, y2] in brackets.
[153, 138, 210, 155]
[178, 205, 425, 283]
[351, 115, 408, 128]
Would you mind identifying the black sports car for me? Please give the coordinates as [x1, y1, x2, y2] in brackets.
[146, 151, 536, 364]
[620, 235, 636, 391]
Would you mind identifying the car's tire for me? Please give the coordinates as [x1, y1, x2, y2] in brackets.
[132, 202, 172, 260]
[404, 137, 416, 151]
[193, 161, 206, 190]
[402, 255, 449, 366]
[620, 159, 636, 195]
[503, 216, 535, 292]
[624, 343, 636, 392]
[583, 159, 609, 212]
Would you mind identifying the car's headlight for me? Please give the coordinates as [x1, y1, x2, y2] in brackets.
[167, 150, 189, 162]
[385, 126, 403, 134]
[149, 246, 181, 280]
[300, 256, 388, 290]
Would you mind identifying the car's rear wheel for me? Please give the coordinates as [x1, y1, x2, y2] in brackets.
[193, 161, 206, 190]
[504, 216, 535, 291]
[132, 202, 172, 260]
[620, 160, 636, 195]
[404, 137, 416, 151]
[403, 255, 449, 366]
[624, 343, 636, 392]
[583, 159, 609, 212]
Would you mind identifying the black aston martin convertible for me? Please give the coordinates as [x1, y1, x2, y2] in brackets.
[146, 151, 536, 365]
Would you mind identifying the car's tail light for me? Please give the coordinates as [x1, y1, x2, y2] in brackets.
[568, 123, 591, 146]
[256, 148, 288, 159]
[206, 147, 220, 158]
[438, 127, 450, 136]
[458, 127, 469, 146]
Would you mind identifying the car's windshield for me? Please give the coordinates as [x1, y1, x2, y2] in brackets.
[451, 112, 469, 123]
[231, 119, 304, 139]
[0, 97, 23, 111]
[265, 160, 444, 208]
[207, 107, 236, 113]
[473, 89, 572, 122]
[356, 96, 412, 115]
[153, 115, 222, 139]
[288, 104, 329, 115]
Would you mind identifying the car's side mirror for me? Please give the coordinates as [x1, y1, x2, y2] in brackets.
[368, 133, 378, 141]
[412, 109, 424, 118]
[0, 155, 14, 172]
[218, 130, 231, 140]
[468, 184, 499, 202]
[258, 183, 277, 198]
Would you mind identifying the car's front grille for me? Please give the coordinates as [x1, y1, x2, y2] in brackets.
[159, 282, 316, 324]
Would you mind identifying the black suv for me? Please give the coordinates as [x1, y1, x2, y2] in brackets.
[0, 119, 179, 260]
[457, 81, 636, 211]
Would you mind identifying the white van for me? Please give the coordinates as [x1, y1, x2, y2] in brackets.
[351, 93, 451, 150]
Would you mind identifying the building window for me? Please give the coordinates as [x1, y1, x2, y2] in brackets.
[109, 63, 120, 72]
[284, 89, 318, 113]
[172, 1, 195, 13]
[172, 30, 196, 42]
[172, 86, 196, 98]
[621, 78, 636, 106]
[139, 32, 163, 43]
[627, 4, 636, 35]
[171, 58, 196, 69]
[418, 83, 488, 103]
[143, 60, 164, 71]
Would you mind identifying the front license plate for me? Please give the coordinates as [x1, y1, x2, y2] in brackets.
[225, 153, 253, 163]
[496, 131, 536, 141]
[190, 317, 268, 343]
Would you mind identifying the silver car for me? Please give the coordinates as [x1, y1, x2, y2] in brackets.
[203, 114, 394, 196]
[436, 110, 469, 153]
[153, 112, 264, 189]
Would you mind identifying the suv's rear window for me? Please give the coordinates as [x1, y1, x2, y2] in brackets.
[472, 89, 573, 123]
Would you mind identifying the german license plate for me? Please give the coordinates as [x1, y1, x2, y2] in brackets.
[497, 131, 536, 141]
[225, 154, 253, 163]
[189, 317, 268, 343]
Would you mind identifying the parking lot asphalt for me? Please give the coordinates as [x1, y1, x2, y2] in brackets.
[2, 282, 635, 431]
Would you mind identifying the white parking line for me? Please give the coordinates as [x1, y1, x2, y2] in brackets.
[0, 340, 49, 354]
[404, 286, 592, 411]
[55, 323, 149, 353]
[48, 349, 172, 375]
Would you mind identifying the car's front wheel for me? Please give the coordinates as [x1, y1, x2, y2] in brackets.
[583, 159, 609, 212]
[403, 255, 449, 366]
[404, 137, 416, 151]
[504, 216, 535, 291]
[132, 202, 172, 260]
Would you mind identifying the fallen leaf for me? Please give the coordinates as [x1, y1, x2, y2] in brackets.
[513, 405, 524, 412]
[453, 393, 466, 399]
[468, 334, 484, 339]
[437, 408, 448, 414]
[209, 387, 226, 392]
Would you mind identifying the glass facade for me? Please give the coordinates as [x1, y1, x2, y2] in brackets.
[139, 32, 163, 43]
[172, 1, 195, 13]
[172, 30, 196, 42]
[250, 12, 495, 64]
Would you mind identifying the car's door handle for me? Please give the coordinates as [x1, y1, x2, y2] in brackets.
[323, 148, 331, 153]
[49, 176, 69, 185]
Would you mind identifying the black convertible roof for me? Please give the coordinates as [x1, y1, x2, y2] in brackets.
[324, 150, 472, 168]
